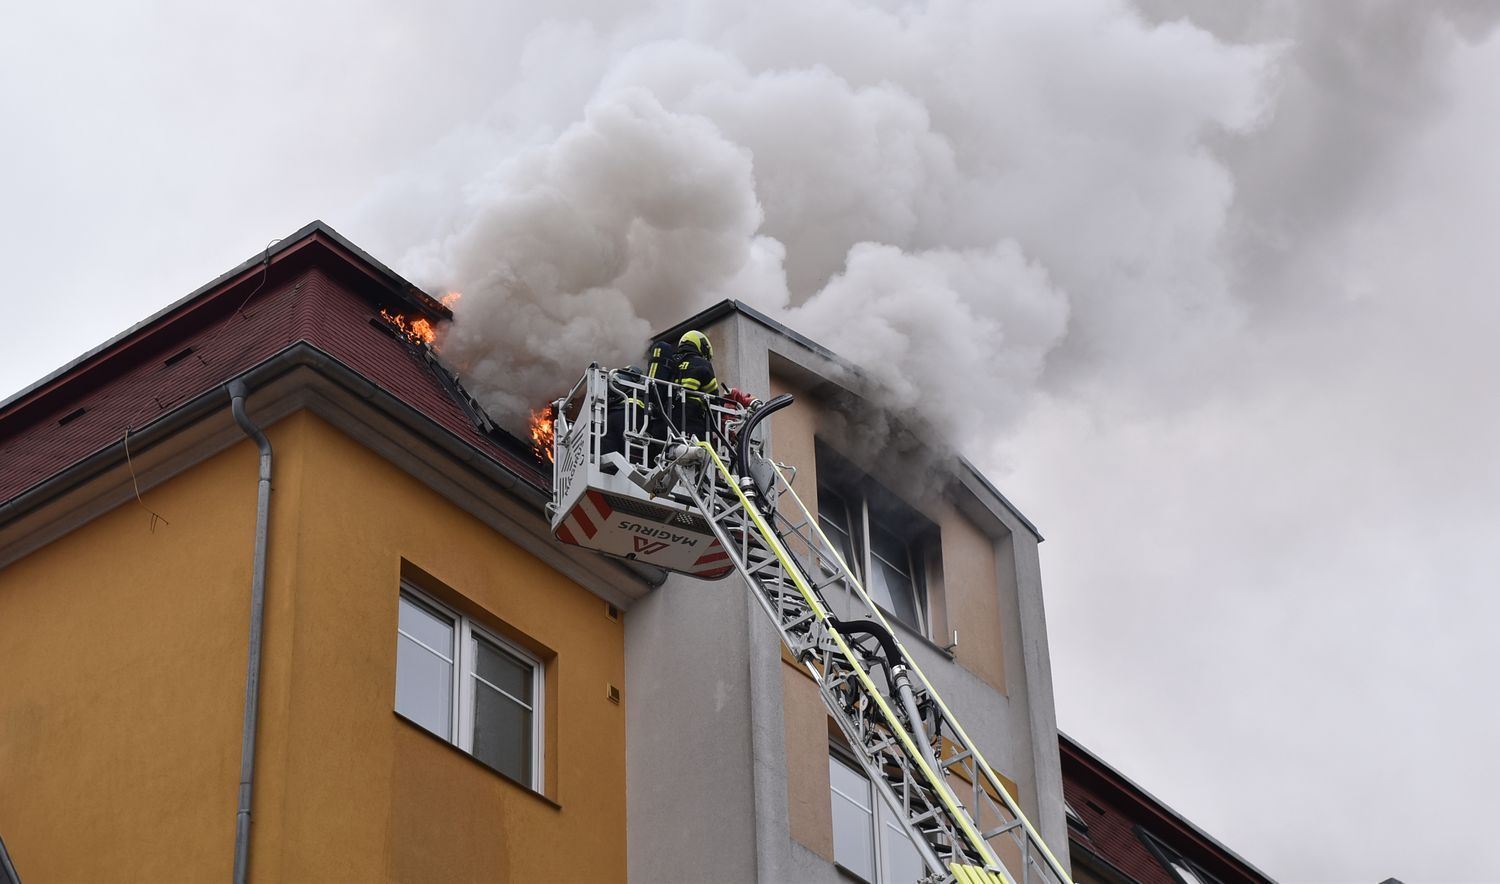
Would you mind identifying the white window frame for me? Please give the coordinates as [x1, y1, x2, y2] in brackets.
[829, 750, 926, 883]
[396, 584, 545, 790]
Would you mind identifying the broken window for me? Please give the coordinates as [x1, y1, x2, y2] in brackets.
[395, 585, 543, 789]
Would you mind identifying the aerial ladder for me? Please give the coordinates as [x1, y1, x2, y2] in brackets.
[548, 366, 1073, 884]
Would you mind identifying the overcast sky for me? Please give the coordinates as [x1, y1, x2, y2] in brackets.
[3, 3, 1497, 881]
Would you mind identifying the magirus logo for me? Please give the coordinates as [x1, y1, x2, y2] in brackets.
[632, 536, 670, 555]
[617, 519, 699, 548]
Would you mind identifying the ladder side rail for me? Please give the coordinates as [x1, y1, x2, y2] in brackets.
[769, 461, 1074, 884]
[670, 458, 958, 879]
[770, 485, 1060, 884]
[681, 443, 1005, 877]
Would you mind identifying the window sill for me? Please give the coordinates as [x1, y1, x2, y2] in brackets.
[879, 608, 957, 661]
[393, 711, 561, 811]
[834, 862, 873, 884]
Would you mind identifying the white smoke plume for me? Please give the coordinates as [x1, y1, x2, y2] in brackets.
[395, 0, 1274, 443]
[357, 2, 1500, 880]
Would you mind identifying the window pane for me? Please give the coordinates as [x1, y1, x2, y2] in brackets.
[818, 484, 851, 532]
[882, 818, 927, 883]
[399, 595, 455, 659]
[869, 523, 911, 578]
[868, 556, 919, 627]
[820, 516, 859, 574]
[473, 680, 532, 783]
[830, 757, 875, 880]
[818, 487, 862, 576]
[396, 632, 453, 739]
[475, 638, 532, 705]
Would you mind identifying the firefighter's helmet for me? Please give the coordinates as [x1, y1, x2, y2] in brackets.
[678, 329, 713, 359]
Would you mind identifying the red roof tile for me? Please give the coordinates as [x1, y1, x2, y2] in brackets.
[0, 224, 547, 505]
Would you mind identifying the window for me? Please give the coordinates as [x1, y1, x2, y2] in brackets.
[816, 443, 934, 634]
[829, 753, 926, 883]
[1064, 800, 1089, 835]
[395, 586, 543, 789]
[1137, 828, 1224, 884]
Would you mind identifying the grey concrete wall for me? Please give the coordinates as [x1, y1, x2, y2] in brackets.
[627, 308, 1070, 882]
[624, 570, 760, 884]
[1006, 530, 1071, 868]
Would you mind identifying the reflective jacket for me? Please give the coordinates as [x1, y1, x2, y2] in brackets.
[674, 348, 719, 400]
[646, 339, 677, 385]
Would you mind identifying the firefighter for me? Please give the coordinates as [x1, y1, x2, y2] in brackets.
[674, 330, 719, 440]
[644, 338, 677, 449]
[602, 365, 649, 462]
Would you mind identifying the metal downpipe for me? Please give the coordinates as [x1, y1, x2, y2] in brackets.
[227, 380, 271, 884]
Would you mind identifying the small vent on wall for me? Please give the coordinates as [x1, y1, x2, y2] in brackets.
[163, 346, 195, 367]
[605, 602, 620, 622]
[606, 684, 621, 704]
[58, 407, 87, 426]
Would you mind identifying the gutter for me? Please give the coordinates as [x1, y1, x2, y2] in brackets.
[0, 342, 663, 588]
[228, 380, 272, 884]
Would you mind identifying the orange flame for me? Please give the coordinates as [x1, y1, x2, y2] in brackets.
[379, 309, 437, 347]
[529, 408, 556, 464]
[440, 290, 462, 308]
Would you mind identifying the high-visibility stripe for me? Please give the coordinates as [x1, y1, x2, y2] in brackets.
[587, 491, 614, 519]
[693, 550, 730, 565]
[573, 505, 597, 539]
[952, 864, 1006, 884]
[695, 442, 999, 869]
[555, 523, 578, 545]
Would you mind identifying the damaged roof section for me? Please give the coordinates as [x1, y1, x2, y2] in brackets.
[0, 220, 544, 509]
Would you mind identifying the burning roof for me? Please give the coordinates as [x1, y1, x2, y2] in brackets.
[0, 222, 545, 509]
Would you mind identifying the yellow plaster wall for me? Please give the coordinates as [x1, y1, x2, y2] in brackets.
[250, 412, 627, 883]
[0, 410, 626, 883]
[0, 432, 258, 883]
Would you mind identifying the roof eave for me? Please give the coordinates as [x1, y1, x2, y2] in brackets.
[1059, 732, 1277, 883]
[0, 341, 665, 593]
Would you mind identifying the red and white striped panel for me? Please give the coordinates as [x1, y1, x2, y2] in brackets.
[554, 490, 614, 546]
[690, 539, 732, 579]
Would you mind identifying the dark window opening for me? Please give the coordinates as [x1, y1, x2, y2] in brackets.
[815, 440, 937, 635]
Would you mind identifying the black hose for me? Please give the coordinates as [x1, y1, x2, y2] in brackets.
[736, 393, 793, 474]
[734, 395, 794, 510]
[828, 616, 903, 697]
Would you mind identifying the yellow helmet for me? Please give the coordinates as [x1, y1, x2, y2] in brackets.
[678, 329, 713, 359]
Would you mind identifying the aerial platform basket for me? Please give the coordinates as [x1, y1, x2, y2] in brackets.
[547, 365, 743, 579]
